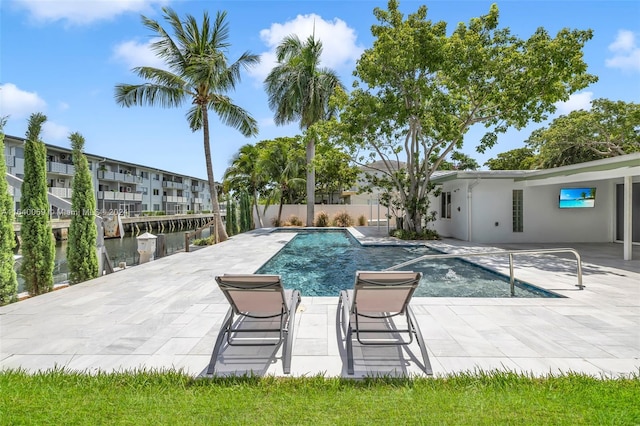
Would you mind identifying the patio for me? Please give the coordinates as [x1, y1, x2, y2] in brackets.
[1, 227, 638, 378]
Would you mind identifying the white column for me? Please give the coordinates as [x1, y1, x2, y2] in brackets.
[623, 175, 632, 261]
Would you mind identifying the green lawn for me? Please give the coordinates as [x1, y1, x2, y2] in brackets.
[1, 369, 638, 425]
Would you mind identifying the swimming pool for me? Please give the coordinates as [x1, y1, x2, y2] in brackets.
[256, 230, 560, 298]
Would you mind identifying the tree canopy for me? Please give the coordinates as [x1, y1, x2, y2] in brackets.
[339, 0, 596, 232]
[484, 147, 537, 170]
[526, 98, 640, 168]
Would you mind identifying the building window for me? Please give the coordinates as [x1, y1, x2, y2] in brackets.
[153, 204, 160, 211]
[153, 189, 159, 196]
[512, 189, 523, 232]
[441, 191, 452, 219]
[153, 174, 160, 181]
[141, 204, 148, 211]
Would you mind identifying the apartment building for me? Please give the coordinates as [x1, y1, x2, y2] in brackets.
[3, 135, 213, 215]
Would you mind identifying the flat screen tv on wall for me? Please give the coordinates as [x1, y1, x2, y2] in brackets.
[559, 187, 596, 208]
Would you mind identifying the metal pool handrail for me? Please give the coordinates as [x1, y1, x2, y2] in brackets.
[384, 248, 584, 296]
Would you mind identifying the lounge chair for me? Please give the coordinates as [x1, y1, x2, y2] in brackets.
[338, 271, 432, 375]
[207, 274, 301, 375]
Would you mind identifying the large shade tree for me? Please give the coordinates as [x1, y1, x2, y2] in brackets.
[484, 147, 537, 170]
[526, 98, 640, 168]
[340, 0, 597, 232]
[115, 7, 259, 242]
[264, 34, 345, 226]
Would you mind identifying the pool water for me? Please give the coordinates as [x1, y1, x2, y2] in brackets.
[256, 230, 560, 298]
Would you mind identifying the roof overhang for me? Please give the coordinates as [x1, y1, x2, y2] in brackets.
[429, 153, 640, 187]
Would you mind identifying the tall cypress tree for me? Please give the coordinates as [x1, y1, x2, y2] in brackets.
[67, 132, 99, 284]
[0, 118, 18, 304]
[225, 198, 232, 236]
[20, 113, 55, 296]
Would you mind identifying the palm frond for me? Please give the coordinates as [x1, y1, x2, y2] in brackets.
[114, 83, 185, 108]
[210, 96, 258, 137]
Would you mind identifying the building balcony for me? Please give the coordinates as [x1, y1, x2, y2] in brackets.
[162, 181, 187, 190]
[49, 187, 73, 198]
[98, 170, 142, 183]
[98, 191, 143, 201]
[47, 161, 75, 175]
[163, 195, 187, 203]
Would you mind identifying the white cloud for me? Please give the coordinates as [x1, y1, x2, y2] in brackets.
[112, 38, 168, 70]
[58, 102, 70, 111]
[555, 92, 593, 115]
[249, 13, 364, 83]
[13, 0, 169, 25]
[42, 121, 70, 141]
[0, 83, 47, 119]
[605, 30, 640, 73]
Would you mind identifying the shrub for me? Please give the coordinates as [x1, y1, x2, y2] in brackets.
[357, 215, 367, 226]
[271, 217, 281, 227]
[314, 211, 330, 227]
[193, 236, 214, 246]
[287, 215, 303, 227]
[332, 211, 353, 227]
[390, 228, 440, 240]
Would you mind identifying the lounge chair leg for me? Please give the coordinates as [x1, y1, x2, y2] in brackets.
[346, 326, 354, 375]
[206, 308, 233, 375]
[282, 290, 301, 374]
[408, 307, 432, 376]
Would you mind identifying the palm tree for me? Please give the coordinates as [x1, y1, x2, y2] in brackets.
[115, 7, 259, 242]
[224, 144, 265, 227]
[264, 34, 344, 226]
[258, 137, 305, 226]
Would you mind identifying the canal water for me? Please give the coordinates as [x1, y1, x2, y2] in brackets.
[13, 228, 211, 293]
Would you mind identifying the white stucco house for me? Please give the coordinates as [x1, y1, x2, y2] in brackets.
[428, 153, 640, 260]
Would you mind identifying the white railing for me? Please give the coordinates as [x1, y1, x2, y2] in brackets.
[385, 248, 584, 296]
[49, 187, 72, 198]
[163, 195, 187, 203]
[48, 161, 75, 175]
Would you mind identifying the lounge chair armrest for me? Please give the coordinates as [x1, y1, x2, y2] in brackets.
[338, 290, 352, 337]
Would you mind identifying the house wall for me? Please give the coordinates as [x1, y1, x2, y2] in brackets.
[431, 178, 614, 243]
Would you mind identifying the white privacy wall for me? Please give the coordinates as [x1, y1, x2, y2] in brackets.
[431, 178, 614, 244]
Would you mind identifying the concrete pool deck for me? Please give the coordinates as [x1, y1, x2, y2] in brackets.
[1, 227, 638, 378]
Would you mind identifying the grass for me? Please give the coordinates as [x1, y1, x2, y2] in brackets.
[1, 369, 639, 425]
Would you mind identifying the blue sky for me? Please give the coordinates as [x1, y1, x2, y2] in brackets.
[1, 0, 639, 180]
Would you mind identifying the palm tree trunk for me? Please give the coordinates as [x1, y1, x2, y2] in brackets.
[202, 107, 228, 243]
[306, 137, 315, 226]
[253, 190, 264, 227]
[277, 196, 284, 226]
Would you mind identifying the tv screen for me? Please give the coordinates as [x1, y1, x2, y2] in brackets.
[559, 187, 596, 208]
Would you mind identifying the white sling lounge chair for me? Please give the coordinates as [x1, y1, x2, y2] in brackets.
[338, 271, 432, 375]
[207, 274, 301, 375]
